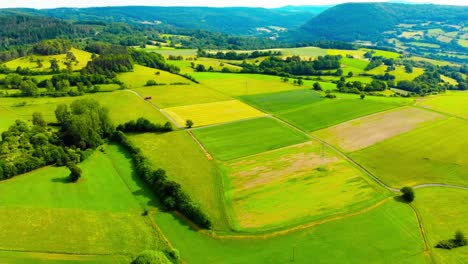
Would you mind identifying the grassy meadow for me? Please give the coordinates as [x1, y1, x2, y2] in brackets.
[414, 188, 468, 264]
[155, 200, 428, 263]
[240, 89, 323, 113]
[192, 117, 309, 160]
[128, 131, 229, 230]
[222, 141, 388, 231]
[416, 91, 468, 119]
[277, 96, 404, 132]
[351, 118, 468, 187]
[118, 64, 189, 88]
[3, 48, 92, 72]
[131, 84, 231, 108]
[163, 100, 266, 127]
[0, 145, 168, 256]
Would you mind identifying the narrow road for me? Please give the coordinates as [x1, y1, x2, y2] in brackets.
[123, 89, 183, 129]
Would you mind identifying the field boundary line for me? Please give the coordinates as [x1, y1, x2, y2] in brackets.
[186, 130, 213, 160]
[123, 89, 183, 128]
[409, 204, 435, 264]
[195, 196, 394, 239]
[0, 248, 129, 257]
[413, 104, 468, 122]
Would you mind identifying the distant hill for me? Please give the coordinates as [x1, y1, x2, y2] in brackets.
[2, 6, 322, 36]
[299, 3, 468, 42]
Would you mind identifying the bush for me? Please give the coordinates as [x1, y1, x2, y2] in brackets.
[67, 162, 82, 183]
[400, 186, 415, 202]
[146, 80, 157, 86]
[436, 231, 467, 249]
[185, 119, 194, 128]
[116, 118, 173, 133]
[131, 250, 172, 264]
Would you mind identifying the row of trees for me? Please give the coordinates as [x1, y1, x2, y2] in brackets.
[116, 118, 173, 133]
[111, 131, 212, 229]
[198, 49, 282, 60]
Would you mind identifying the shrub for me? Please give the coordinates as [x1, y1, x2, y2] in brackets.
[67, 162, 82, 183]
[436, 231, 467, 249]
[131, 250, 172, 264]
[400, 186, 415, 202]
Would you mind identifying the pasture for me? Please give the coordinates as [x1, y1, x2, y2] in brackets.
[351, 118, 468, 187]
[192, 117, 309, 160]
[192, 72, 303, 96]
[0, 146, 168, 256]
[361, 49, 401, 59]
[313, 107, 445, 152]
[167, 58, 241, 73]
[414, 188, 468, 264]
[277, 96, 404, 132]
[118, 64, 189, 88]
[326, 49, 366, 58]
[155, 200, 427, 263]
[128, 131, 228, 230]
[131, 84, 231, 108]
[416, 91, 468, 119]
[366, 65, 424, 81]
[240, 89, 323, 113]
[3, 48, 92, 72]
[222, 141, 388, 231]
[163, 100, 266, 127]
[0, 251, 129, 264]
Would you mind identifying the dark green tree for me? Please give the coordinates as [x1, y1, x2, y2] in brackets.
[32, 112, 47, 127]
[67, 162, 82, 183]
[185, 119, 194, 128]
[400, 186, 415, 202]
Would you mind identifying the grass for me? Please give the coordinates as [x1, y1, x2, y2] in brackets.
[326, 49, 366, 59]
[0, 91, 169, 129]
[414, 188, 468, 264]
[366, 65, 424, 81]
[240, 89, 323, 113]
[131, 84, 232, 108]
[277, 96, 404, 132]
[341, 57, 369, 70]
[4, 48, 92, 72]
[440, 75, 458, 85]
[0, 145, 168, 255]
[458, 39, 468, 48]
[351, 118, 468, 187]
[278, 47, 327, 57]
[167, 58, 241, 73]
[409, 42, 440, 49]
[361, 49, 401, 59]
[416, 91, 468, 119]
[163, 100, 266, 127]
[193, 72, 303, 96]
[118, 64, 189, 88]
[128, 131, 228, 230]
[154, 200, 427, 263]
[0, 251, 129, 264]
[192, 117, 309, 160]
[313, 107, 445, 152]
[222, 141, 388, 231]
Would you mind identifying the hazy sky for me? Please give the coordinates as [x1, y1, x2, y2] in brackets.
[1, 0, 466, 9]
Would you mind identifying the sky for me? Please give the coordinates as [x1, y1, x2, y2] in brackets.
[0, 0, 466, 9]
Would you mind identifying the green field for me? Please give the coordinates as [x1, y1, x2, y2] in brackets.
[163, 100, 266, 127]
[193, 72, 303, 96]
[132, 84, 231, 108]
[341, 57, 369, 71]
[0, 90, 169, 135]
[167, 58, 241, 73]
[414, 188, 468, 264]
[128, 131, 228, 230]
[118, 64, 189, 88]
[0, 145, 168, 256]
[222, 141, 388, 231]
[240, 89, 323, 113]
[277, 96, 404, 132]
[278, 47, 327, 57]
[326, 49, 366, 58]
[351, 118, 468, 187]
[416, 91, 468, 119]
[192, 117, 309, 160]
[155, 200, 427, 263]
[361, 49, 401, 59]
[367, 65, 424, 81]
[3, 48, 92, 72]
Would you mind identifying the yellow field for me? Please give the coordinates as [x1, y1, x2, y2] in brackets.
[223, 141, 387, 230]
[366, 65, 424, 81]
[313, 107, 445, 152]
[4, 48, 92, 72]
[163, 100, 266, 127]
[118, 64, 189, 88]
[458, 39, 468, 48]
[326, 49, 366, 59]
[441, 75, 458, 85]
[416, 91, 468, 119]
[132, 84, 231, 108]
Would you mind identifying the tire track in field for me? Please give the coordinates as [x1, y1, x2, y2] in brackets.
[408, 203, 435, 264]
[123, 89, 183, 129]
